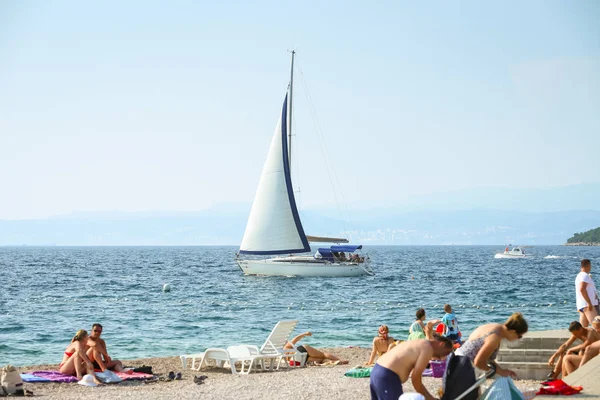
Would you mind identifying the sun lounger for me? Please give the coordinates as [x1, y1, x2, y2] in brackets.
[181, 320, 304, 374]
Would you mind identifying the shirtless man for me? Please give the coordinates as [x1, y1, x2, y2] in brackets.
[547, 321, 588, 379]
[86, 323, 123, 372]
[562, 317, 600, 376]
[365, 325, 396, 366]
[370, 334, 453, 400]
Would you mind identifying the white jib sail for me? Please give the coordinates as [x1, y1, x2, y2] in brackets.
[239, 95, 309, 255]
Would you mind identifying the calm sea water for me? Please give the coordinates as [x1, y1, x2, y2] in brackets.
[1, 245, 599, 366]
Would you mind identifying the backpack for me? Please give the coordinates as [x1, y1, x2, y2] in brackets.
[1, 365, 24, 395]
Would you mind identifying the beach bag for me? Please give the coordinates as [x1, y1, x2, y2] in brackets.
[441, 354, 477, 400]
[430, 359, 447, 378]
[1, 365, 24, 395]
[344, 366, 372, 378]
[96, 370, 122, 384]
[480, 377, 525, 399]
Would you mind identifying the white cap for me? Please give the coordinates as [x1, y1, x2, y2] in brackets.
[77, 374, 98, 387]
[398, 393, 425, 400]
[399, 394, 425, 400]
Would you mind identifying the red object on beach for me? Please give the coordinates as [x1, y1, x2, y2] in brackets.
[536, 379, 583, 396]
[289, 361, 301, 367]
[435, 323, 445, 334]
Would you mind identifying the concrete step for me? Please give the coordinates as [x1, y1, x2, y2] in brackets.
[497, 348, 555, 363]
[502, 336, 570, 350]
[497, 361, 552, 381]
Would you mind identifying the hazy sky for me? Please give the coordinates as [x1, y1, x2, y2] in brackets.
[1, 1, 599, 219]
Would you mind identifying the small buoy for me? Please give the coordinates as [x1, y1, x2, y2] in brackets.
[563, 300, 567, 304]
[411, 276, 414, 280]
[162, 284, 171, 292]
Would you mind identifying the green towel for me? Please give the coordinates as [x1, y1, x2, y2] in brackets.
[344, 366, 373, 378]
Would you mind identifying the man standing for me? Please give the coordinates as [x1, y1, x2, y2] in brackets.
[86, 323, 123, 372]
[370, 334, 453, 400]
[575, 259, 599, 327]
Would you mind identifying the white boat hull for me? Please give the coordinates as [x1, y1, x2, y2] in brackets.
[237, 258, 373, 277]
[494, 253, 531, 259]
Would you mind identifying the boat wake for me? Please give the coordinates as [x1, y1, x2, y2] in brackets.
[544, 255, 562, 259]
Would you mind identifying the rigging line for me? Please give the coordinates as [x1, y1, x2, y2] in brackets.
[297, 62, 354, 234]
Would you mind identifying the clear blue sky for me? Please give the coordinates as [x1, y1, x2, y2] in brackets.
[1, 1, 599, 219]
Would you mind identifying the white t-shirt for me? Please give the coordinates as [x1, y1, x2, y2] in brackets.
[575, 271, 599, 310]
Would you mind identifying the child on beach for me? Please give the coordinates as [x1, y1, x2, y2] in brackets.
[441, 304, 462, 344]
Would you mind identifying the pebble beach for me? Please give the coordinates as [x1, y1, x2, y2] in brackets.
[18, 347, 540, 399]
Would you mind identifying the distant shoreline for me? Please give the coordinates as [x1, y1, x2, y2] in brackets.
[564, 242, 600, 246]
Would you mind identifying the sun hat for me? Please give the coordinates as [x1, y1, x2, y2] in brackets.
[77, 374, 98, 387]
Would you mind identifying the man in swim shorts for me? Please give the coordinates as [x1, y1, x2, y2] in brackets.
[370, 333, 453, 400]
[86, 323, 123, 372]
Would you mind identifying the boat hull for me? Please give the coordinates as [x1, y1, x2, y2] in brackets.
[494, 253, 531, 259]
[237, 258, 373, 277]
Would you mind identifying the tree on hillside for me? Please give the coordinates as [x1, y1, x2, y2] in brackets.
[567, 227, 600, 243]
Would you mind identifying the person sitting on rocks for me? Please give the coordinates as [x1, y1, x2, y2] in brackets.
[86, 323, 123, 372]
[562, 316, 600, 376]
[365, 325, 397, 366]
[547, 321, 589, 379]
[283, 331, 349, 365]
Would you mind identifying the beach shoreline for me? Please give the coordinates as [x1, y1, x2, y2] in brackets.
[16, 347, 541, 399]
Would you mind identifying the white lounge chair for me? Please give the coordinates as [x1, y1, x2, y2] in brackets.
[181, 320, 306, 374]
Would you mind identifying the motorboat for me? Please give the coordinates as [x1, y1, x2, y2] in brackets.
[494, 246, 531, 259]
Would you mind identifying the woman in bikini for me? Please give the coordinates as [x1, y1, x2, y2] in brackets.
[442, 312, 527, 400]
[59, 329, 101, 384]
[365, 325, 396, 366]
[284, 331, 349, 365]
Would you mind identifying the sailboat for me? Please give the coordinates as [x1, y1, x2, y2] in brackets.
[236, 52, 373, 277]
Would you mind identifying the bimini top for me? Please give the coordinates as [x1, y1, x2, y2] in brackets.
[316, 245, 363, 262]
[330, 245, 362, 252]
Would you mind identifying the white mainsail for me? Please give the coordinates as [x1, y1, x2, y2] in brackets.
[238, 94, 310, 255]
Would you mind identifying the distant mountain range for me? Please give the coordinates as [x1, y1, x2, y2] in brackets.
[2, 183, 599, 246]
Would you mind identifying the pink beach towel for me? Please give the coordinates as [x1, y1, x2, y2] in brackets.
[30, 371, 78, 383]
[115, 371, 153, 381]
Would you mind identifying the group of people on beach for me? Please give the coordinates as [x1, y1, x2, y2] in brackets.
[546, 258, 600, 380]
[59, 323, 121, 384]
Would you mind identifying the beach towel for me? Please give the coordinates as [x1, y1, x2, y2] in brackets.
[29, 371, 78, 383]
[20, 373, 51, 383]
[536, 379, 583, 396]
[344, 366, 372, 378]
[115, 371, 153, 381]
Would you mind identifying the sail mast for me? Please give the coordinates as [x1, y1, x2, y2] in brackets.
[288, 50, 295, 169]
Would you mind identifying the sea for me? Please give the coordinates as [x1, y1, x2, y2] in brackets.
[1, 245, 599, 366]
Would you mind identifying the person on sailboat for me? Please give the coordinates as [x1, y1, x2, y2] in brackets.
[284, 331, 349, 365]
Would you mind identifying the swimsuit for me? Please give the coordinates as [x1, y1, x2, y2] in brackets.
[59, 351, 75, 369]
[370, 363, 403, 400]
[455, 329, 500, 362]
[407, 321, 426, 340]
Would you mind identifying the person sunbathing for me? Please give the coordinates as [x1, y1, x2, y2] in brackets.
[86, 323, 123, 372]
[365, 325, 396, 366]
[547, 321, 589, 379]
[59, 329, 102, 385]
[283, 331, 348, 365]
[562, 316, 600, 376]
[371, 334, 453, 400]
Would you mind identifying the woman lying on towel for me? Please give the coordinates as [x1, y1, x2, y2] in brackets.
[59, 329, 102, 385]
[284, 331, 349, 365]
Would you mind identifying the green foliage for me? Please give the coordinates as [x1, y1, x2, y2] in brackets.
[567, 227, 600, 243]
